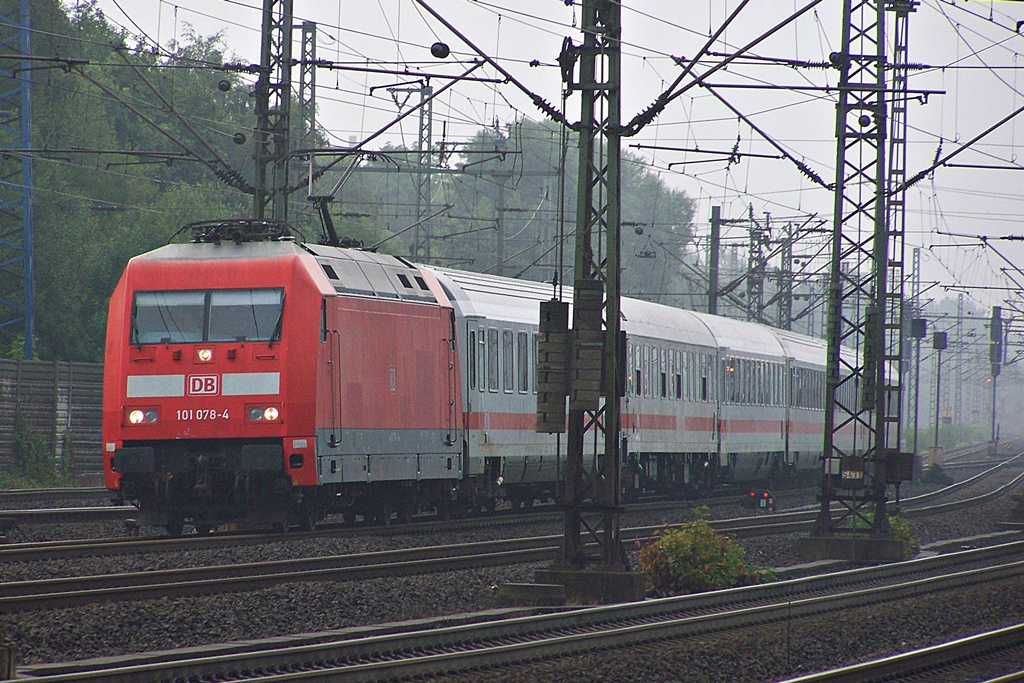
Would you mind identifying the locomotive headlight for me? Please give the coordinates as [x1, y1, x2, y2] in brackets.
[246, 404, 282, 423]
[197, 348, 213, 362]
[127, 408, 158, 425]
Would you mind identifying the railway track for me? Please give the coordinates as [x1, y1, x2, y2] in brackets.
[16, 539, 1024, 682]
[0, 515, 814, 614]
[0, 440, 1001, 526]
[0, 484, 816, 562]
[4, 461, 1023, 614]
[0, 486, 109, 508]
[779, 623, 1024, 682]
[2, 444, 1016, 560]
[0, 483, 784, 528]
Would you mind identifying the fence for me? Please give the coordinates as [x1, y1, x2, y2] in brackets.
[0, 359, 104, 481]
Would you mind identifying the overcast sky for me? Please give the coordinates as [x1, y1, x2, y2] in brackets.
[86, 0, 1024, 314]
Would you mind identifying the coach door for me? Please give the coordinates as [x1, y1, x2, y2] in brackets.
[324, 299, 342, 446]
[444, 310, 461, 446]
[713, 349, 724, 467]
[783, 358, 793, 466]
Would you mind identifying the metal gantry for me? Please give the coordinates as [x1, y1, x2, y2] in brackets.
[298, 21, 317, 148]
[253, 0, 293, 221]
[560, 0, 626, 571]
[810, 0, 912, 552]
[0, 0, 33, 358]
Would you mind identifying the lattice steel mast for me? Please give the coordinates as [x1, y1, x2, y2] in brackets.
[298, 21, 316, 148]
[559, 0, 626, 571]
[253, 0, 293, 221]
[805, 0, 913, 559]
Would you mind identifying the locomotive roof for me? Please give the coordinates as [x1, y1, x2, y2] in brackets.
[136, 240, 307, 261]
[303, 244, 439, 303]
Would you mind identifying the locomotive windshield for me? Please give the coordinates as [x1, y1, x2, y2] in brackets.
[131, 288, 284, 344]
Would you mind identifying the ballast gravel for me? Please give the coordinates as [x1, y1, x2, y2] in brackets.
[0, 478, 1021, 682]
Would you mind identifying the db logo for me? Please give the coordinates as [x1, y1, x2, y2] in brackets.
[188, 375, 219, 395]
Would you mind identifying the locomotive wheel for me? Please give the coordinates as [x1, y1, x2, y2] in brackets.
[375, 501, 395, 526]
[396, 502, 413, 525]
[298, 500, 322, 532]
[166, 519, 184, 537]
[194, 523, 213, 535]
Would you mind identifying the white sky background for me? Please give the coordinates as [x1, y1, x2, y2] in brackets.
[88, 0, 1024, 314]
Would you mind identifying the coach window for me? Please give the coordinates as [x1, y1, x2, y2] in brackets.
[743, 360, 751, 404]
[532, 333, 538, 394]
[468, 331, 477, 390]
[477, 331, 487, 392]
[643, 346, 651, 398]
[754, 362, 762, 404]
[633, 344, 641, 396]
[685, 351, 693, 401]
[660, 349, 668, 399]
[517, 331, 529, 393]
[754, 361, 762, 404]
[702, 355, 711, 402]
[503, 330, 514, 393]
[487, 328, 499, 392]
[673, 350, 681, 400]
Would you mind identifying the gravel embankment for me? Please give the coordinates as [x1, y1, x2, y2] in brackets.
[0, 481, 1020, 679]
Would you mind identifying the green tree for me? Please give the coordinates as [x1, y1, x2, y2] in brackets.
[29, 0, 254, 360]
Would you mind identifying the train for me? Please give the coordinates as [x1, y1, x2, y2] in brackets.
[103, 218, 835, 535]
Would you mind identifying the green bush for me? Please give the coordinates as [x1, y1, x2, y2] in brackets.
[11, 415, 57, 486]
[918, 464, 954, 487]
[61, 430, 77, 479]
[637, 513, 775, 596]
[843, 511, 921, 560]
[886, 513, 920, 559]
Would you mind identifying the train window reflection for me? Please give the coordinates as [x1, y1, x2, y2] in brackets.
[132, 291, 205, 344]
[209, 289, 284, 342]
[132, 288, 283, 344]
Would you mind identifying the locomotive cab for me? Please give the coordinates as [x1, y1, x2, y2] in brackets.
[103, 227, 324, 535]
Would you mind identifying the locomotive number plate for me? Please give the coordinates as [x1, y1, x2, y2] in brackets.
[177, 409, 230, 421]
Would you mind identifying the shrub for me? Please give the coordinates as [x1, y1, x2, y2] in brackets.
[12, 415, 57, 486]
[919, 464, 954, 487]
[886, 513, 920, 559]
[637, 513, 775, 596]
[843, 511, 921, 560]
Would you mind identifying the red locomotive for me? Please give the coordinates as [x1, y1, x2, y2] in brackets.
[104, 220, 462, 534]
[104, 219, 833, 535]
